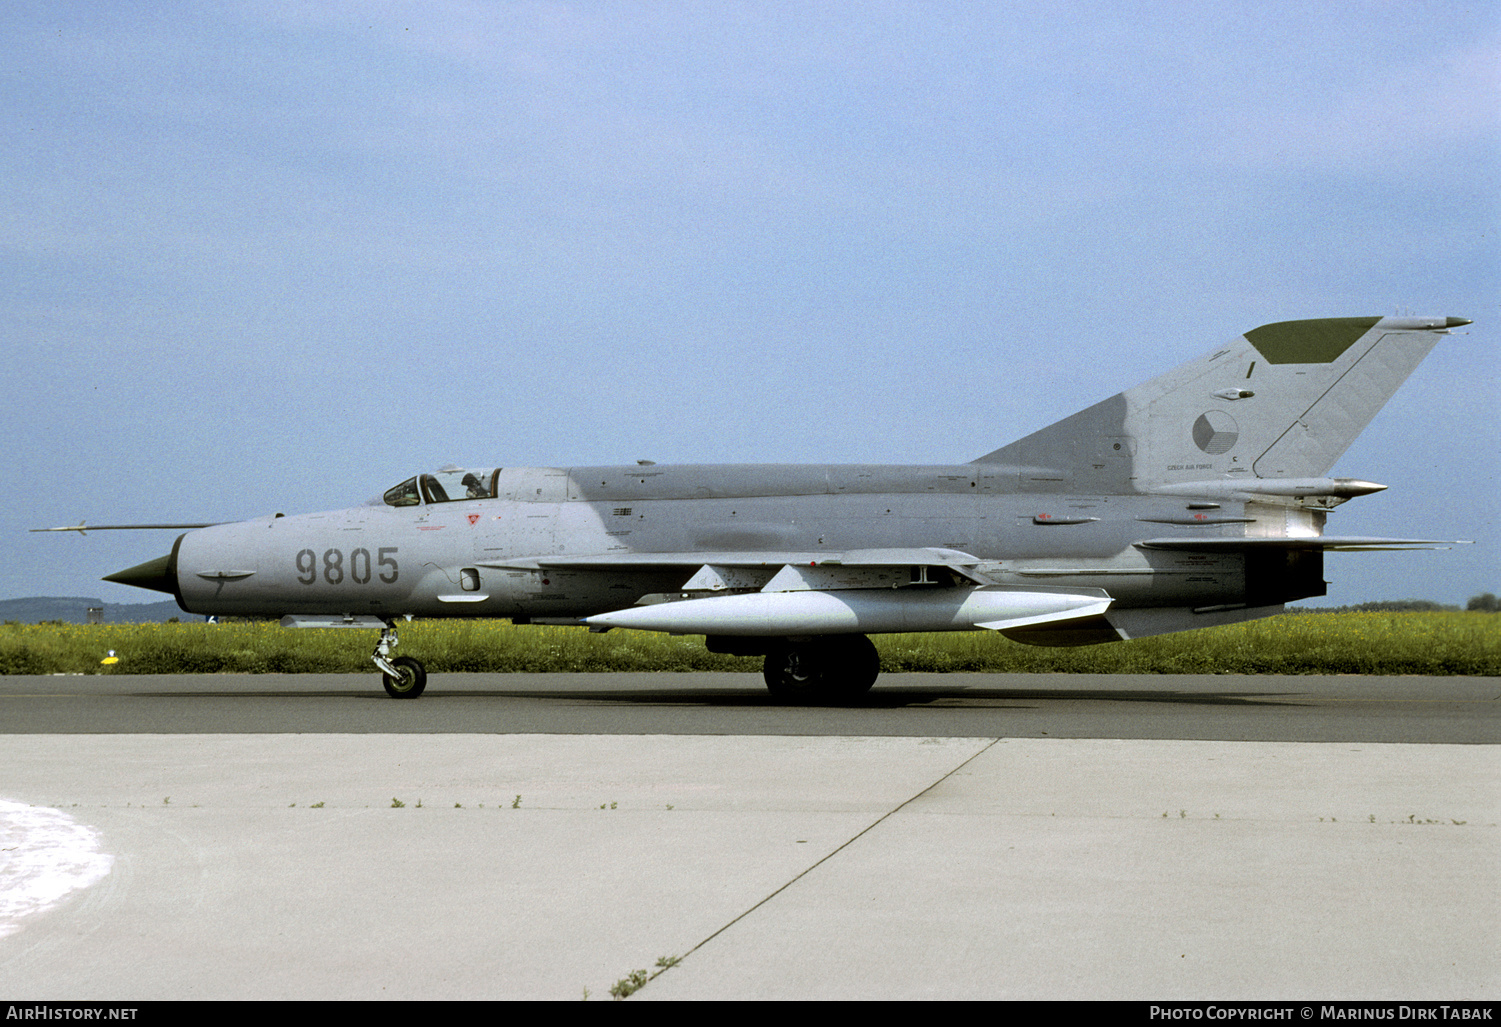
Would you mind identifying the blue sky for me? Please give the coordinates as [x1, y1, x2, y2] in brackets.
[4, 1, 1497, 607]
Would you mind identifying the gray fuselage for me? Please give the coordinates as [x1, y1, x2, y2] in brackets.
[169, 463, 1310, 623]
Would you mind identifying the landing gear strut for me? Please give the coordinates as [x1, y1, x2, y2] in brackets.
[373, 622, 426, 699]
[763, 634, 880, 703]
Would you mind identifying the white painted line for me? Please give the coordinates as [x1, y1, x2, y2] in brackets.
[0, 799, 114, 939]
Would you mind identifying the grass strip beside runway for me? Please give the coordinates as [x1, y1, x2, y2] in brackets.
[2, 612, 1497, 676]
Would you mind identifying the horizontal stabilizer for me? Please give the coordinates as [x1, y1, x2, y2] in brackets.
[1136, 536, 1468, 552]
[1146, 478, 1388, 501]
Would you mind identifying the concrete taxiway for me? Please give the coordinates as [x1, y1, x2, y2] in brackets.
[0, 673, 1497, 1000]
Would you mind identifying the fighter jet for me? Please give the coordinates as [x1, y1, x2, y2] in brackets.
[70, 315, 1469, 700]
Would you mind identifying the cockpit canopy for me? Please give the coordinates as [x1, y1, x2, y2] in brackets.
[383, 467, 499, 507]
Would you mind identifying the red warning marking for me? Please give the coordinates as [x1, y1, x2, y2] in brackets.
[467, 514, 481, 525]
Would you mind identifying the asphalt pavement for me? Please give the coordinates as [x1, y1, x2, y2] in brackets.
[0, 673, 1496, 1000]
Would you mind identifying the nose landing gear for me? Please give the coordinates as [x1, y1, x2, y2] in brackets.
[373, 622, 427, 698]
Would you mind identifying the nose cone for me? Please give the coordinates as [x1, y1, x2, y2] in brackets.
[104, 552, 178, 595]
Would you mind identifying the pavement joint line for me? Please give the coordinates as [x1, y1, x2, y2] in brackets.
[639, 736, 1003, 996]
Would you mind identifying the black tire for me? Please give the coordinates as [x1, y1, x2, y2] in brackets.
[382, 656, 427, 699]
[828, 634, 881, 698]
[762, 642, 821, 700]
[762, 635, 880, 703]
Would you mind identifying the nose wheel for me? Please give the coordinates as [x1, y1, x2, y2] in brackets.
[382, 656, 427, 698]
[373, 623, 427, 698]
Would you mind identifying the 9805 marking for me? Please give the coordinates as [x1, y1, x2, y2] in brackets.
[295, 547, 398, 585]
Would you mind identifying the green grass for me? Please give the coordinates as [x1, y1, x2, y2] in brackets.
[1, 612, 1497, 676]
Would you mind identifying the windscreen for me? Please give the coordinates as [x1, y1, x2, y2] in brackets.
[383, 468, 498, 507]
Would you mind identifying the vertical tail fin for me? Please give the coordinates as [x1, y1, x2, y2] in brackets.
[973, 316, 1467, 492]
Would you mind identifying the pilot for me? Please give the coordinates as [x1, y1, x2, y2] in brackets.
[462, 472, 488, 499]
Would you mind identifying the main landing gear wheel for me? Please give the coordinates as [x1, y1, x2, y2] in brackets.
[763, 634, 880, 704]
[382, 655, 427, 699]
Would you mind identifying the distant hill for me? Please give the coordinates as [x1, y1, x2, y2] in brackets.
[0, 596, 192, 624]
